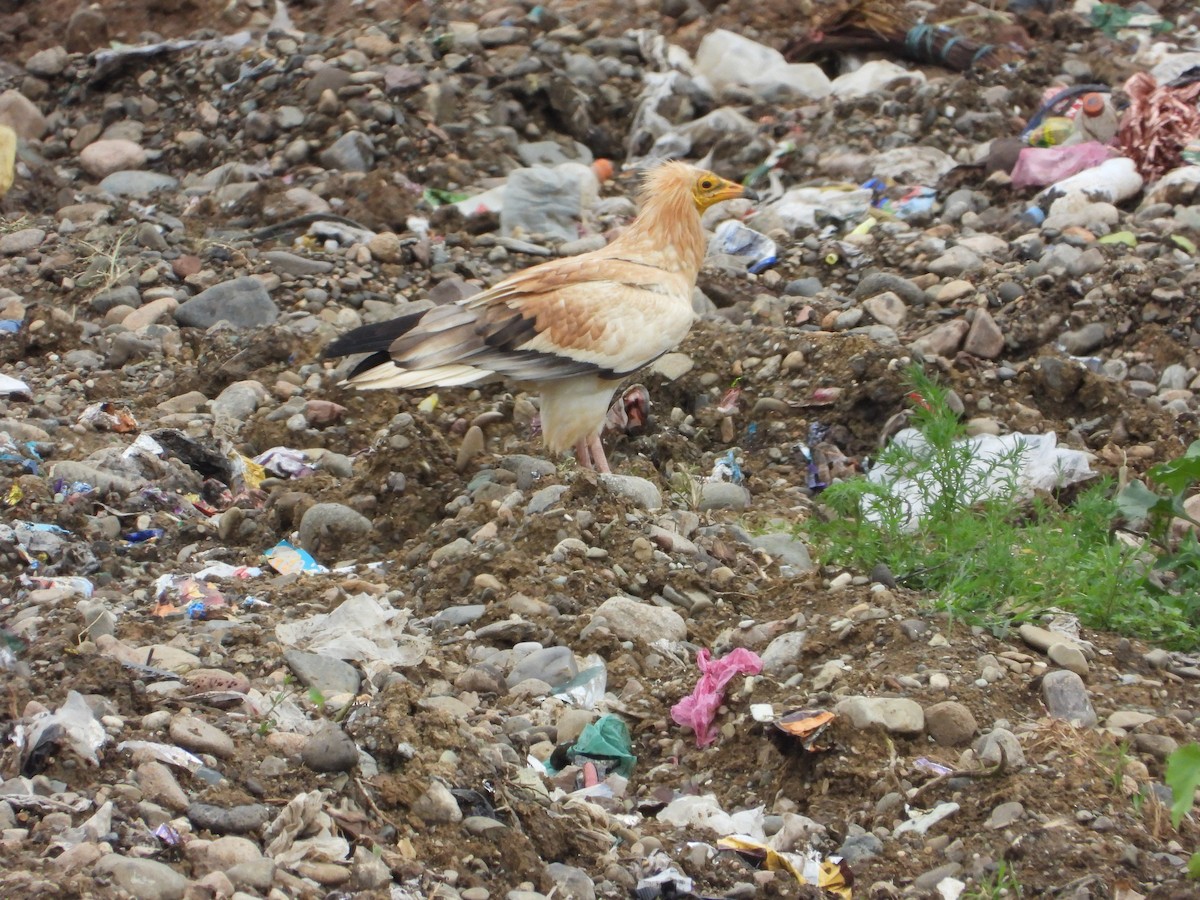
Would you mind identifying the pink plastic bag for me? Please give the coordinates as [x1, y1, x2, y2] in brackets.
[1011, 142, 1114, 190]
[670, 647, 763, 748]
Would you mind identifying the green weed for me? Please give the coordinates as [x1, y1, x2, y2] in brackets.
[964, 859, 1023, 899]
[805, 366, 1200, 646]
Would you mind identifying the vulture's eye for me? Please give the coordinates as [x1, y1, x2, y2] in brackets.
[699, 178, 714, 190]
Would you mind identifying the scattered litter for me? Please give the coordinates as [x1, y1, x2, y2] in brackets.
[264, 790, 350, 868]
[865, 429, 1094, 530]
[194, 562, 263, 580]
[551, 656, 607, 708]
[125, 528, 165, 543]
[671, 647, 763, 747]
[916, 757, 954, 776]
[78, 402, 139, 433]
[717, 836, 852, 898]
[16, 691, 108, 774]
[254, 446, 317, 479]
[656, 793, 766, 840]
[1119, 70, 1200, 180]
[117, 740, 204, 772]
[894, 801, 961, 836]
[562, 714, 637, 777]
[91, 33, 254, 83]
[707, 449, 744, 484]
[50, 801, 113, 854]
[0, 373, 31, 399]
[938, 876, 967, 900]
[264, 540, 327, 575]
[636, 852, 695, 896]
[122, 432, 166, 461]
[153, 574, 229, 619]
[1011, 142, 1114, 190]
[710, 219, 778, 274]
[22, 575, 94, 599]
[772, 708, 836, 753]
[275, 592, 430, 672]
[154, 823, 184, 847]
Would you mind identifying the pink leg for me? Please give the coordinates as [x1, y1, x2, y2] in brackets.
[574, 438, 593, 470]
[587, 432, 611, 474]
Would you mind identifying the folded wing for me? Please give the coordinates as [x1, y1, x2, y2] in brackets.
[330, 254, 695, 391]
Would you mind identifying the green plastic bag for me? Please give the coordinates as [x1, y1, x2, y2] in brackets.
[566, 715, 636, 777]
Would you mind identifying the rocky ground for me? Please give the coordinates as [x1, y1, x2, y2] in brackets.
[4, 0, 1200, 898]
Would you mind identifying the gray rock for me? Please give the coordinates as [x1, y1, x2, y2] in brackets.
[298, 502, 373, 554]
[924, 701, 978, 746]
[320, 130, 375, 172]
[699, 481, 751, 511]
[1048, 642, 1089, 678]
[211, 380, 266, 425]
[98, 171, 179, 198]
[64, 348, 106, 370]
[985, 800, 1024, 829]
[301, 722, 359, 773]
[750, 532, 813, 573]
[455, 662, 508, 695]
[227, 859, 276, 892]
[169, 714, 235, 758]
[547, 862, 596, 900]
[433, 605, 487, 628]
[90, 284, 142, 313]
[963, 309, 1004, 359]
[600, 474, 662, 511]
[431, 536, 472, 564]
[500, 454, 557, 490]
[1059, 322, 1106, 356]
[975, 728, 1025, 767]
[759, 630, 806, 676]
[1066, 247, 1105, 277]
[412, 780, 462, 824]
[854, 272, 927, 307]
[527, 484, 569, 514]
[94, 855, 187, 900]
[508, 646, 577, 688]
[1042, 670, 1097, 727]
[592, 596, 687, 642]
[910, 319, 969, 358]
[136, 761, 188, 812]
[0, 88, 48, 140]
[786, 277, 823, 297]
[176, 277, 279, 329]
[285, 650, 361, 697]
[1134, 732, 1179, 761]
[835, 696, 924, 735]
[914, 863, 963, 892]
[862, 291, 907, 327]
[837, 832, 883, 864]
[186, 802, 272, 835]
[0, 228, 47, 255]
[928, 245, 983, 276]
[262, 250, 335, 277]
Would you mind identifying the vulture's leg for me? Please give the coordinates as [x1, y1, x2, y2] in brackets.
[587, 432, 611, 474]
[574, 438, 594, 470]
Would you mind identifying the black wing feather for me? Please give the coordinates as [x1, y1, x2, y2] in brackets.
[323, 310, 426, 359]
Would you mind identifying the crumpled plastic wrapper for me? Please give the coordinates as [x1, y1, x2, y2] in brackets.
[15, 691, 108, 773]
[264, 790, 350, 869]
[670, 647, 763, 747]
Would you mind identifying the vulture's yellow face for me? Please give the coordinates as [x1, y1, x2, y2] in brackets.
[691, 171, 755, 210]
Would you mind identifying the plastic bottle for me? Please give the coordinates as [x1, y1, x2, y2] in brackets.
[1070, 92, 1119, 145]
